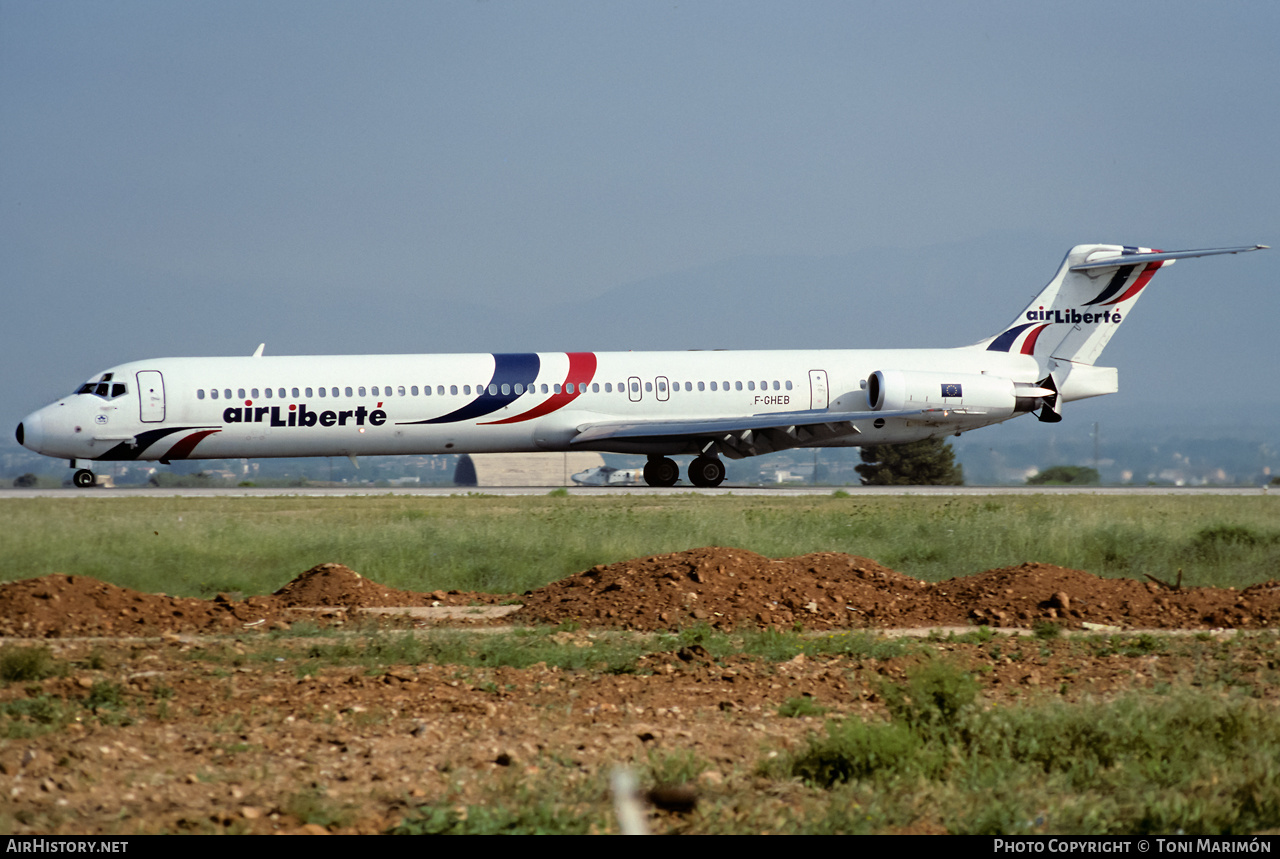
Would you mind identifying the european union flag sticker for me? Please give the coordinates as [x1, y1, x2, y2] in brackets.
[941, 383, 963, 398]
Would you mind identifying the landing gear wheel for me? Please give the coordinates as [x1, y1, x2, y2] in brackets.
[688, 456, 726, 488]
[72, 469, 96, 488]
[642, 456, 680, 487]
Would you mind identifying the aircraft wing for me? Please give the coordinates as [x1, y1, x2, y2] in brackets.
[571, 408, 927, 459]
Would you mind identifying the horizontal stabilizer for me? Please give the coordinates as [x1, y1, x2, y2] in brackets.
[1070, 245, 1267, 271]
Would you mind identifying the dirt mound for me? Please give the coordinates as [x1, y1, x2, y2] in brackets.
[273, 563, 435, 608]
[514, 546, 935, 631]
[0, 574, 284, 637]
[941, 563, 1280, 630]
[2, 550, 1278, 638]
[513, 548, 1280, 632]
[0, 564, 511, 638]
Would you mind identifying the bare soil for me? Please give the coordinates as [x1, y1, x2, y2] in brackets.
[2, 549, 1278, 834]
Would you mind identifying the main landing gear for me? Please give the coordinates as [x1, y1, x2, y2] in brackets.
[642, 455, 727, 488]
[642, 456, 680, 487]
[687, 455, 726, 488]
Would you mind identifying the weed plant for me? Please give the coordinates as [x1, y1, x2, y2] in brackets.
[0, 645, 65, 683]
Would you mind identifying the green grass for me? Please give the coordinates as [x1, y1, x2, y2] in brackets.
[771, 659, 1280, 835]
[1, 495, 1277, 597]
[284, 627, 656, 674]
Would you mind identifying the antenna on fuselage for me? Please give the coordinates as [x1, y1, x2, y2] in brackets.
[252, 343, 265, 357]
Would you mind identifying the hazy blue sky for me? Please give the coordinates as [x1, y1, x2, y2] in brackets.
[3, 1, 1277, 458]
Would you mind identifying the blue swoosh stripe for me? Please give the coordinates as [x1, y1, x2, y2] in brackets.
[1084, 264, 1136, 306]
[407, 353, 541, 425]
[986, 323, 1035, 352]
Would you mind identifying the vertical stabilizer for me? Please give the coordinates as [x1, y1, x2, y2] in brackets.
[976, 244, 1266, 366]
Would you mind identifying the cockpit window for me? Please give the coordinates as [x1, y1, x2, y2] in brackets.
[74, 376, 129, 400]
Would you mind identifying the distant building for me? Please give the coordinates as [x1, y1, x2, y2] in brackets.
[454, 452, 606, 487]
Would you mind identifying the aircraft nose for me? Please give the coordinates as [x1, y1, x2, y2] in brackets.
[17, 412, 43, 453]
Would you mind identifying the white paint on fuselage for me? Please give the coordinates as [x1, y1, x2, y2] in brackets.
[20, 346, 1041, 463]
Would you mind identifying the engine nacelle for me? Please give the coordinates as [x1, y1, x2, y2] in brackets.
[867, 370, 1045, 417]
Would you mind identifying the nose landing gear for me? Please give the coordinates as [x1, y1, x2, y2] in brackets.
[72, 469, 96, 488]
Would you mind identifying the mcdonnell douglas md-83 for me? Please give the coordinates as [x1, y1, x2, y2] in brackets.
[16, 243, 1268, 488]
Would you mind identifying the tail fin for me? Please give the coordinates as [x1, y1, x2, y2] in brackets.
[978, 244, 1267, 366]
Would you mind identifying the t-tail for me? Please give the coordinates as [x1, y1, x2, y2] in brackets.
[975, 243, 1267, 422]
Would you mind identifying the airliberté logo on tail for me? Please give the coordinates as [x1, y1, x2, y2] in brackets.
[1025, 307, 1122, 324]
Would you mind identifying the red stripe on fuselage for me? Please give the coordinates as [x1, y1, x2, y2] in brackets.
[481, 352, 598, 425]
[166, 429, 221, 460]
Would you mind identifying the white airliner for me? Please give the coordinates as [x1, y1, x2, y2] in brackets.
[16, 243, 1267, 488]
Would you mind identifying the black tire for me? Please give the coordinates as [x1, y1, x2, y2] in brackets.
[72, 469, 95, 488]
[688, 456, 726, 488]
[643, 457, 680, 487]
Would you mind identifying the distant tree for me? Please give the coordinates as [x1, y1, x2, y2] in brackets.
[1026, 465, 1100, 486]
[12, 473, 39, 488]
[855, 438, 964, 486]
